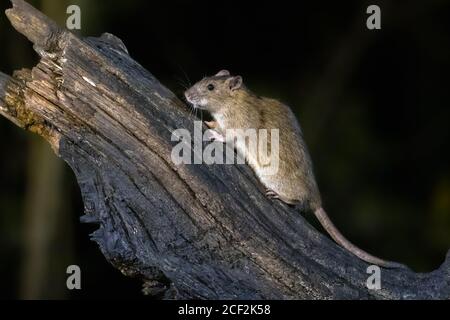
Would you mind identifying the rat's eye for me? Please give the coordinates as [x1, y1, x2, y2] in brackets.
[207, 84, 215, 91]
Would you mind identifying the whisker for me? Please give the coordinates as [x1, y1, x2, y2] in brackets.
[175, 65, 192, 87]
[174, 76, 191, 94]
[181, 68, 192, 87]
[175, 77, 189, 90]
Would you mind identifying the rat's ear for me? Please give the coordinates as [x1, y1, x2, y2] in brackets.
[215, 70, 230, 77]
[228, 76, 243, 91]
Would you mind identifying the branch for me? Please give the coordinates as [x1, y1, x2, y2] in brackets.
[1, 0, 449, 299]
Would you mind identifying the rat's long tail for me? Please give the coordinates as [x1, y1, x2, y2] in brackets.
[314, 207, 406, 269]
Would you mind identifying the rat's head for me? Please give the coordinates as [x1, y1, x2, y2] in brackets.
[184, 70, 243, 113]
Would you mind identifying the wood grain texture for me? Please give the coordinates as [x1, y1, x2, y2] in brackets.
[1, 0, 449, 299]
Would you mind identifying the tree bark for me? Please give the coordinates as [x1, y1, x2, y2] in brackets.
[1, 0, 449, 299]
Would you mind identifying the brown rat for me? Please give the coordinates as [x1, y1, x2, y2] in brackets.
[185, 69, 405, 269]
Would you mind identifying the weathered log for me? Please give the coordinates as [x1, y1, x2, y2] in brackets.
[1, 0, 449, 299]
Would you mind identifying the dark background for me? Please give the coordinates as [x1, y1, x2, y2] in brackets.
[0, 0, 449, 299]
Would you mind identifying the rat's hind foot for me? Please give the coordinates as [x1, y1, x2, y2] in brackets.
[265, 189, 280, 200]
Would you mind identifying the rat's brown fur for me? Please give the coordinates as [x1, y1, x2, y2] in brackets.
[185, 70, 405, 268]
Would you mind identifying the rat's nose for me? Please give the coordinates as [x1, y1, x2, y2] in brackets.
[184, 91, 193, 103]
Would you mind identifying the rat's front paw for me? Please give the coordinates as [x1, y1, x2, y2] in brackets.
[204, 120, 218, 129]
[205, 129, 225, 143]
[265, 188, 280, 200]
